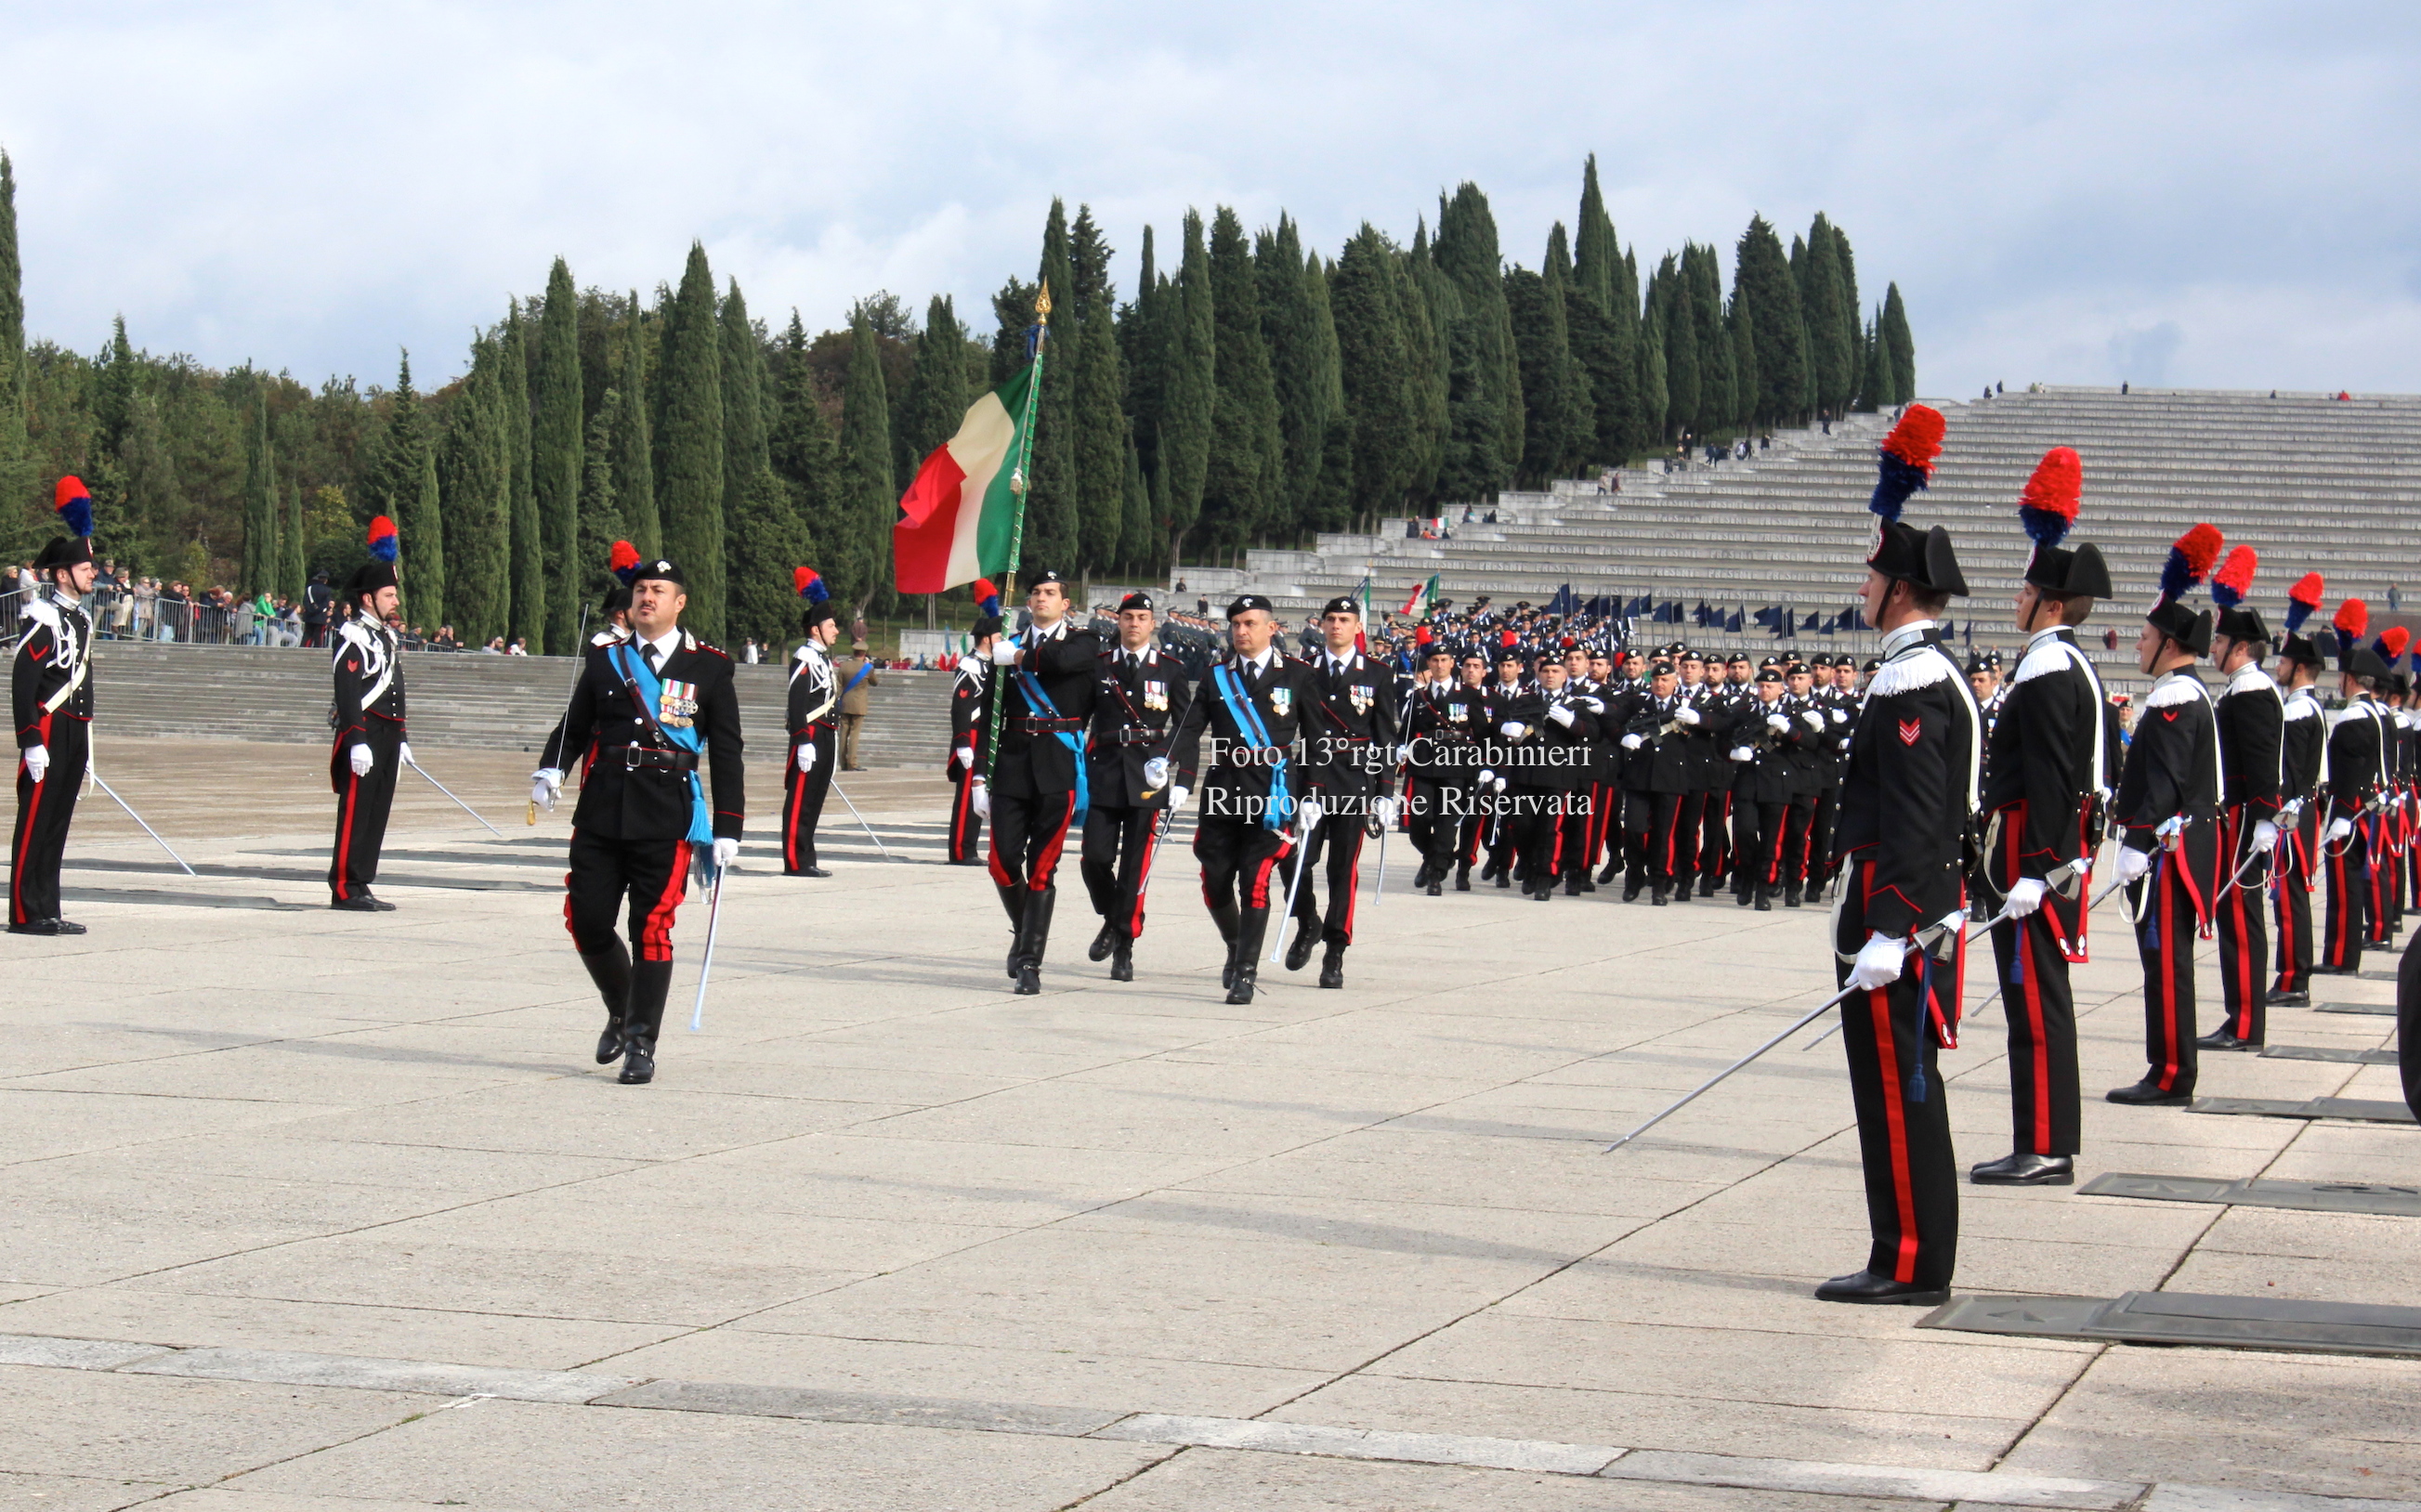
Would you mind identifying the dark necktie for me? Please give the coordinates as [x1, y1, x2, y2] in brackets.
[644, 643, 661, 671]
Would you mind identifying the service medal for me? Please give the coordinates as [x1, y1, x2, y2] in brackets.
[1269, 687, 1292, 716]
[1349, 684, 1372, 714]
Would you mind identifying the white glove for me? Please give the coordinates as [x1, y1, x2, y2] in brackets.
[2116, 846, 2152, 885]
[1167, 784, 1189, 811]
[1547, 704, 1575, 727]
[2252, 820, 2280, 854]
[1621, 733, 1645, 750]
[1374, 796, 1401, 828]
[1730, 746, 1755, 762]
[1766, 713, 1790, 733]
[2155, 815, 2186, 842]
[1500, 721, 1528, 739]
[1578, 697, 1604, 714]
[949, 745, 971, 772]
[399, 741, 415, 768]
[2325, 816, 2353, 844]
[711, 837, 739, 871]
[990, 639, 1021, 666]
[1802, 710, 1826, 731]
[1297, 796, 1325, 830]
[1847, 932, 1906, 991]
[1143, 756, 1171, 789]
[530, 767, 563, 812]
[21, 744, 47, 783]
[2070, 854, 2091, 881]
[795, 742, 818, 772]
[1492, 776, 1509, 793]
[1830, 708, 1848, 724]
[349, 743, 374, 776]
[1394, 743, 1414, 764]
[1477, 768, 1496, 786]
[2002, 877, 2047, 919]
[971, 780, 990, 818]
[1675, 706, 1701, 726]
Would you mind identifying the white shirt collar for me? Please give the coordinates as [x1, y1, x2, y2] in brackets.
[1241, 645, 1279, 672]
[1027, 616, 1067, 642]
[637, 626, 683, 664]
[1880, 619, 1940, 658]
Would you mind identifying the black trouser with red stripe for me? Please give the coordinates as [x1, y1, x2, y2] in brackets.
[1991, 911, 2081, 1155]
[1559, 789, 1596, 885]
[2399, 927, 2421, 1122]
[1290, 807, 1368, 944]
[1740, 796, 1814, 895]
[2370, 809, 2401, 944]
[1505, 789, 1567, 892]
[947, 745, 984, 862]
[564, 830, 691, 1055]
[1645, 789, 1692, 890]
[1834, 855, 1959, 1289]
[781, 725, 836, 873]
[2214, 804, 2270, 1042]
[11, 715, 87, 926]
[1669, 792, 1708, 889]
[1081, 803, 1164, 940]
[1197, 813, 1291, 963]
[2322, 816, 2370, 972]
[2127, 841, 2210, 1096]
[1404, 773, 1465, 877]
[2273, 806, 2319, 992]
[1697, 789, 1732, 884]
[1808, 782, 1839, 889]
[989, 789, 1080, 899]
[1585, 780, 1617, 871]
[328, 719, 402, 903]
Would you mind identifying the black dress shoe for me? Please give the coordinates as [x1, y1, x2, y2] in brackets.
[1287, 928, 1320, 971]
[1784, 886, 1803, 908]
[1494, 869, 1511, 889]
[1454, 867, 1472, 893]
[1598, 862, 1622, 885]
[2270, 988, 2310, 1007]
[1755, 893, 1773, 912]
[1088, 922, 1117, 962]
[1651, 888, 1669, 906]
[2107, 1077, 2192, 1106]
[1622, 881, 1642, 903]
[1014, 962, 1041, 995]
[1412, 861, 1436, 889]
[2196, 1029, 2261, 1052]
[618, 1044, 656, 1085]
[784, 867, 834, 878]
[1318, 946, 1344, 989]
[1970, 1152, 2074, 1186]
[1108, 938, 1133, 983]
[1672, 880, 1693, 903]
[1425, 879, 1442, 896]
[1578, 873, 1596, 893]
[1814, 1270, 1948, 1306]
[595, 1025, 625, 1065]
[329, 895, 383, 912]
[1479, 861, 1501, 882]
[7, 919, 65, 935]
[2310, 964, 2355, 975]
[948, 855, 987, 866]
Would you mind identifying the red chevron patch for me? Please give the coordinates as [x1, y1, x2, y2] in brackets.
[1898, 718, 1921, 746]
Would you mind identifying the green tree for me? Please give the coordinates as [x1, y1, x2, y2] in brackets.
[533, 257, 582, 653]
[574, 398, 622, 599]
[613, 304, 658, 556]
[1829, 221, 1862, 404]
[0, 150, 23, 537]
[1653, 256, 1697, 441]
[1733, 215, 1808, 426]
[1159, 210, 1215, 568]
[501, 305, 543, 648]
[1799, 215, 1852, 419]
[1857, 313, 1891, 412]
[1729, 294, 1760, 434]
[1330, 225, 1415, 518]
[1633, 305, 1668, 455]
[1018, 200, 1078, 573]
[281, 479, 307, 600]
[242, 401, 278, 594]
[1433, 183, 1524, 502]
[369, 354, 443, 620]
[1198, 206, 1283, 550]
[895, 294, 972, 492]
[837, 316, 893, 613]
[1880, 282, 1917, 403]
[1505, 264, 1577, 484]
[438, 341, 509, 642]
[1068, 206, 1132, 573]
[1257, 214, 1342, 537]
[94, 316, 138, 454]
[1683, 243, 1735, 435]
[653, 244, 726, 642]
[1398, 232, 1452, 501]
[769, 310, 836, 574]
[1118, 435, 1154, 575]
[721, 278, 801, 644]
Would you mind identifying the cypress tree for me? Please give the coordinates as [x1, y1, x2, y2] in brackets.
[242, 402, 278, 595]
[1569, 161, 1641, 466]
[896, 295, 972, 491]
[1398, 231, 1453, 503]
[0, 150, 22, 513]
[1857, 312, 1891, 412]
[1019, 201, 1078, 573]
[1572, 154, 1619, 316]
[439, 342, 510, 643]
[1799, 215, 1852, 418]
[1198, 206, 1283, 550]
[721, 278, 793, 644]
[1880, 282, 1916, 403]
[575, 397, 622, 593]
[1121, 228, 1164, 493]
[95, 316, 138, 454]
[533, 257, 582, 653]
[1505, 266, 1575, 485]
[1632, 306, 1668, 457]
[373, 354, 445, 621]
[1433, 183, 1523, 502]
[613, 305, 658, 556]
[1734, 215, 1808, 427]
[1543, 224, 1594, 474]
[653, 244, 726, 643]
[1729, 294, 1760, 434]
[1256, 214, 1339, 538]
[1300, 246, 1349, 531]
[1159, 211, 1214, 569]
[1068, 206, 1131, 573]
[769, 310, 835, 566]
[281, 480, 307, 601]
[988, 276, 1038, 389]
[1331, 226, 1416, 519]
[501, 305, 543, 649]
[1829, 221, 1862, 398]
[838, 317, 893, 612]
[1118, 436, 1153, 577]
[1654, 257, 1697, 442]
[1684, 243, 1734, 435]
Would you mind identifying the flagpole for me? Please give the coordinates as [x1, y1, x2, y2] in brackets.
[981, 282, 1050, 787]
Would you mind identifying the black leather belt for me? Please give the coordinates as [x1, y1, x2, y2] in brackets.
[621, 744, 699, 773]
[1112, 727, 1163, 745]
[1018, 716, 1084, 735]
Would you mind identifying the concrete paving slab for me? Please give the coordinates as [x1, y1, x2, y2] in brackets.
[124, 1345, 637, 1402]
[0, 1469, 182, 1512]
[0, 1367, 426, 1482]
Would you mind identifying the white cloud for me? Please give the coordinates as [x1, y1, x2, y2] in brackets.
[3, 0, 2416, 394]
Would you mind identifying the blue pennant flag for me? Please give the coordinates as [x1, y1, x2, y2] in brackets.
[1726, 608, 1744, 633]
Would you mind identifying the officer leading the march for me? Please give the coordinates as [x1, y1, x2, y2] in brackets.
[329, 518, 410, 912]
[10, 479, 99, 937]
[1284, 596, 1400, 987]
[531, 556, 744, 1086]
[978, 569, 1102, 995]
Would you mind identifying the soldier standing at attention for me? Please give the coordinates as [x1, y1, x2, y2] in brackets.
[1972, 447, 2111, 1184]
[2107, 526, 2227, 1107]
[2269, 575, 2329, 1005]
[2314, 599, 2391, 977]
[781, 568, 840, 879]
[946, 581, 1002, 867]
[329, 517, 409, 913]
[978, 569, 1101, 995]
[1284, 596, 1401, 986]
[530, 556, 744, 1085]
[2203, 546, 2284, 1051]
[1082, 592, 1191, 982]
[10, 478, 98, 937]
[1823, 405, 1978, 1306]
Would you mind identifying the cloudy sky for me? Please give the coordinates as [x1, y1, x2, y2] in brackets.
[5, 1, 2415, 398]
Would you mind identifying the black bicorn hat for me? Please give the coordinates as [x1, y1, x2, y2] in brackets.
[2014, 446, 2113, 598]
[2145, 525, 2222, 656]
[1865, 405, 1968, 596]
[33, 535, 93, 572]
[2207, 545, 2268, 645]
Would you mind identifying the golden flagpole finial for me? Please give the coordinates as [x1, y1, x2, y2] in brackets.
[1035, 280, 1053, 322]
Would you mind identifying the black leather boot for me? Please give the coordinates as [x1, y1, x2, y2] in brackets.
[620, 960, 673, 1084]
[1088, 920, 1117, 962]
[997, 884, 1028, 979]
[1285, 916, 1318, 971]
[1318, 944, 1345, 989]
[1229, 909, 1269, 1005]
[1755, 886, 1773, 912]
[1211, 903, 1243, 988]
[580, 943, 632, 1064]
[1672, 877, 1693, 903]
[1014, 887, 1055, 995]
[1785, 884, 1803, 908]
[1109, 935, 1133, 982]
[1454, 864, 1472, 892]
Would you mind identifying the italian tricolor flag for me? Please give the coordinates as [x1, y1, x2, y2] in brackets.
[1400, 575, 1439, 615]
[893, 363, 1037, 593]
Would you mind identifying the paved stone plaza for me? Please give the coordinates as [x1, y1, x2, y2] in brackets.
[3, 741, 2416, 1511]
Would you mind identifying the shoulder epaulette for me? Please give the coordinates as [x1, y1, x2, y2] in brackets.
[2142, 676, 2208, 710]
[1866, 645, 1955, 699]
[2283, 693, 2321, 722]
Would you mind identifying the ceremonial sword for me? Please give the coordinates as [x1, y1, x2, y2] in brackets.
[405, 753, 504, 837]
[688, 857, 727, 1032]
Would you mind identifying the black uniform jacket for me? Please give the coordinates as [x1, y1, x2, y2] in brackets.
[990, 617, 1103, 798]
[788, 641, 839, 743]
[1404, 679, 1486, 784]
[2215, 662, 2286, 816]
[1735, 694, 1817, 804]
[1617, 691, 1702, 795]
[2280, 685, 2326, 806]
[1980, 629, 2102, 881]
[1087, 642, 1192, 809]
[1501, 684, 1598, 793]
[1833, 626, 1980, 940]
[329, 616, 406, 790]
[541, 630, 745, 842]
[948, 659, 993, 775]
[1171, 647, 1320, 821]
[1293, 647, 1400, 802]
[1677, 680, 1740, 791]
[13, 593, 94, 747]
[2113, 671, 2221, 849]
[2324, 697, 2388, 819]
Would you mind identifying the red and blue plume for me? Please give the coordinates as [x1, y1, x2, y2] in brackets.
[793, 566, 829, 605]
[2375, 626, 2410, 664]
[2209, 545, 2257, 609]
[1868, 404, 1945, 523]
[972, 577, 1001, 618]
[609, 540, 641, 585]
[2016, 446, 2081, 550]
[2335, 598, 2368, 644]
[2284, 572, 2324, 634]
[53, 476, 94, 538]
[367, 515, 399, 564]
[2157, 523, 2223, 603]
